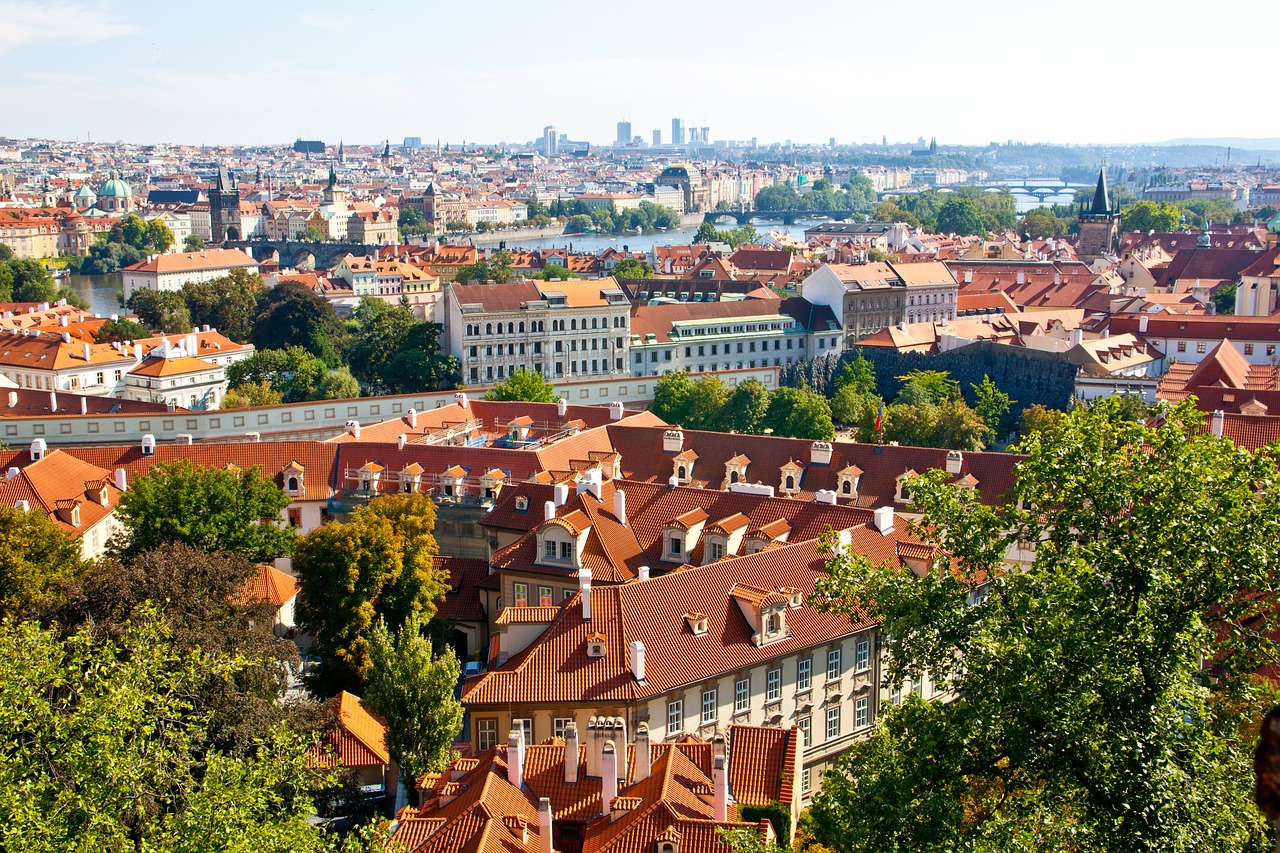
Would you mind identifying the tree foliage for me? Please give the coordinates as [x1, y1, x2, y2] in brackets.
[809, 399, 1280, 853]
[364, 613, 463, 786]
[1121, 200, 1182, 233]
[94, 317, 153, 343]
[110, 459, 295, 562]
[342, 299, 457, 394]
[228, 346, 327, 403]
[764, 385, 835, 440]
[484, 367, 557, 402]
[611, 257, 654, 279]
[182, 269, 264, 343]
[0, 504, 86, 619]
[251, 281, 345, 365]
[4, 258, 58, 303]
[128, 289, 192, 334]
[294, 494, 449, 696]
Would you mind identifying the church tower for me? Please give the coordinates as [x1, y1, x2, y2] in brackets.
[1076, 167, 1120, 261]
[323, 164, 348, 212]
[209, 164, 242, 244]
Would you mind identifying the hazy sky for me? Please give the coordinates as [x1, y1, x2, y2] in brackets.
[2, 0, 1276, 147]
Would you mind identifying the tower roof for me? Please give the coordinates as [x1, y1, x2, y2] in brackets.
[1089, 168, 1111, 215]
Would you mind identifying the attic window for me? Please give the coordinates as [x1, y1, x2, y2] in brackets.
[515, 496, 529, 511]
[587, 632, 607, 658]
[684, 613, 708, 636]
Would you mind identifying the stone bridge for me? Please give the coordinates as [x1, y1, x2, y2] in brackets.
[702, 210, 863, 226]
[227, 239, 377, 271]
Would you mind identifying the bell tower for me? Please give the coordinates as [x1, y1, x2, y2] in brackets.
[1077, 166, 1120, 261]
[209, 164, 242, 244]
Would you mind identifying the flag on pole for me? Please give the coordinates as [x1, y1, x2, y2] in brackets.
[874, 401, 884, 432]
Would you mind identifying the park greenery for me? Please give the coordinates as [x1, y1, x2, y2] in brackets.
[0, 252, 85, 307]
[871, 187, 1018, 236]
[78, 214, 176, 274]
[754, 175, 876, 212]
[611, 257, 654, 278]
[550, 199, 681, 234]
[807, 399, 1280, 853]
[694, 221, 759, 248]
[649, 372, 835, 440]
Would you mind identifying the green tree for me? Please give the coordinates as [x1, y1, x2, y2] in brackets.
[535, 263, 577, 281]
[1016, 402, 1064, 441]
[7, 258, 58, 303]
[383, 323, 460, 394]
[0, 504, 85, 618]
[685, 376, 731, 431]
[0, 243, 12, 261]
[882, 400, 939, 448]
[300, 225, 324, 242]
[1121, 200, 1182, 233]
[364, 613, 463, 786]
[650, 370, 696, 425]
[724, 378, 771, 434]
[872, 201, 920, 228]
[764, 386, 835, 440]
[222, 380, 284, 409]
[970, 374, 1013, 436]
[895, 369, 959, 406]
[694, 221, 720, 244]
[128, 289, 192, 334]
[182, 269, 264, 343]
[1212, 284, 1236, 316]
[145, 218, 175, 253]
[251, 281, 345, 365]
[110, 459, 295, 562]
[484, 366, 557, 402]
[830, 385, 879, 430]
[810, 399, 1280, 853]
[183, 233, 206, 252]
[344, 299, 418, 389]
[228, 346, 327, 403]
[316, 366, 360, 400]
[935, 196, 988, 236]
[1018, 208, 1071, 239]
[57, 285, 90, 310]
[94, 317, 154, 343]
[835, 351, 878, 396]
[932, 398, 992, 451]
[0, 613, 339, 851]
[612, 257, 654, 279]
[295, 494, 448, 695]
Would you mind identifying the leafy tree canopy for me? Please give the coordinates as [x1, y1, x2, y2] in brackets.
[127, 289, 192, 334]
[94, 317, 154, 343]
[484, 367, 557, 402]
[0, 504, 86, 619]
[251, 281, 345, 365]
[182, 268, 264, 343]
[764, 385, 835, 440]
[611, 257, 654, 279]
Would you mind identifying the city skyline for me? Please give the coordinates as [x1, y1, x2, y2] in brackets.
[2, 0, 1277, 148]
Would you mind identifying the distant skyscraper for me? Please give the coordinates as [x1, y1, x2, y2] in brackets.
[672, 118, 686, 146]
[403, 136, 422, 149]
[652, 129, 661, 147]
[543, 125, 558, 156]
[616, 121, 632, 146]
[700, 126, 710, 145]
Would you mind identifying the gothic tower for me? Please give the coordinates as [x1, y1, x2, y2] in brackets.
[209, 165, 242, 244]
[1076, 168, 1120, 261]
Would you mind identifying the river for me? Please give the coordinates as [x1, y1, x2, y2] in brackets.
[65, 272, 124, 318]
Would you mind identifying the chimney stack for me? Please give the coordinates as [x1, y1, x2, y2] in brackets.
[538, 798, 553, 853]
[1139, 314, 1149, 333]
[630, 640, 645, 682]
[49, 391, 57, 412]
[397, 434, 406, 450]
[544, 500, 557, 522]
[579, 568, 592, 621]
[557, 397, 568, 417]
[613, 489, 626, 526]
[6, 391, 15, 408]
[80, 396, 87, 415]
[114, 467, 127, 492]
[713, 754, 728, 821]
[406, 407, 418, 428]
[601, 742, 618, 816]
[609, 401, 624, 421]
[507, 729, 525, 789]
[29, 438, 46, 461]
[454, 391, 468, 408]
[873, 506, 895, 535]
[637, 564, 649, 582]
[564, 723, 579, 784]
[1211, 409, 1225, 437]
[82, 342, 91, 361]
[634, 722, 651, 782]
[553, 483, 569, 507]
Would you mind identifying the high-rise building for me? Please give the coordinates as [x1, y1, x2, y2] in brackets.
[652, 129, 662, 147]
[700, 126, 710, 145]
[671, 118, 686, 146]
[543, 125, 558, 157]
[403, 137, 423, 149]
[616, 121, 632, 146]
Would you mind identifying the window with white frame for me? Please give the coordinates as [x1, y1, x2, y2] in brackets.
[826, 706, 841, 739]
[797, 657, 811, 691]
[513, 717, 533, 745]
[855, 697, 870, 729]
[890, 684, 902, 706]
[477, 718, 498, 751]
[766, 667, 781, 701]
[666, 699, 685, 737]
[855, 639, 870, 672]
[799, 715, 811, 747]
[734, 677, 749, 712]
[701, 689, 717, 724]
[539, 586, 553, 606]
[513, 583, 528, 607]
[802, 767, 811, 794]
[544, 541, 556, 559]
[553, 718, 574, 739]
[827, 648, 841, 680]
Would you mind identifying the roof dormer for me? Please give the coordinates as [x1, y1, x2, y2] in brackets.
[895, 469, 920, 504]
[535, 510, 590, 569]
[586, 630, 607, 658]
[283, 461, 305, 496]
[662, 507, 708, 562]
[684, 612, 709, 636]
[440, 465, 467, 501]
[479, 468, 507, 500]
[1241, 397, 1269, 416]
[744, 518, 792, 555]
[724, 454, 750, 487]
[837, 463, 863, 500]
[507, 415, 533, 444]
[701, 512, 750, 564]
[779, 459, 804, 496]
[354, 461, 383, 493]
[730, 583, 792, 647]
[672, 450, 698, 485]
[399, 462, 424, 493]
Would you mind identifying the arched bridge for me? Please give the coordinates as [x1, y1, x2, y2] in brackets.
[702, 210, 863, 226]
[226, 239, 378, 271]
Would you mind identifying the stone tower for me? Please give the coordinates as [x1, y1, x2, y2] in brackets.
[209, 165, 242, 244]
[1076, 168, 1120, 261]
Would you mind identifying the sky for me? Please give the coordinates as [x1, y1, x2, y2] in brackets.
[1, 0, 1277, 148]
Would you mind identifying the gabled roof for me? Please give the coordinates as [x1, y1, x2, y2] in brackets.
[309, 691, 389, 768]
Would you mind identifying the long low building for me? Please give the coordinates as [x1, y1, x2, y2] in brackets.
[121, 248, 259, 300]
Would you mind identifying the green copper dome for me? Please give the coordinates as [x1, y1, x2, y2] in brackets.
[97, 170, 133, 198]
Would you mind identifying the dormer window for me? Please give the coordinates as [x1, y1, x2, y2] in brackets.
[587, 631, 607, 658]
[779, 460, 804, 495]
[684, 613, 709, 636]
[515, 496, 529, 511]
[724, 454, 749, 488]
[896, 470, 919, 504]
[287, 476, 300, 492]
[767, 612, 781, 634]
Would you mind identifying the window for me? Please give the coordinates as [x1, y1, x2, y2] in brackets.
[1245, 344, 1255, 356]
[553, 718, 574, 739]
[855, 697, 870, 729]
[799, 716, 811, 746]
[711, 542, 724, 561]
[826, 706, 841, 739]
[766, 612, 781, 634]
[513, 583, 528, 607]
[827, 649, 842, 680]
[802, 767, 811, 794]
[513, 717, 533, 745]
[766, 667, 781, 701]
[539, 586, 553, 606]
[1176, 341, 1186, 353]
[667, 699, 683, 736]
[1269, 345, 1277, 357]
[544, 541, 556, 559]
[670, 536, 682, 555]
[559, 541, 572, 560]
[734, 677, 749, 712]
[477, 718, 498, 751]
[701, 689, 717, 723]
[287, 508, 302, 528]
[855, 640, 870, 672]
[797, 657, 812, 691]
[1196, 341, 1207, 354]
[890, 684, 902, 706]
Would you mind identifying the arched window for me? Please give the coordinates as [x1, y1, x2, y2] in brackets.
[287, 476, 299, 492]
[518, 321, 525, 333]
[485, 323, 492, 335]
[571, 319, 578, 330]
[842, 480, 852, 494]
[730, 470, 739, 484]
[592, 317, 598, 329]
[767, 613, 780, 634]
[507, 322, 514, 334]
[678, 465, 687, 479]
[785, 475, 795, 490]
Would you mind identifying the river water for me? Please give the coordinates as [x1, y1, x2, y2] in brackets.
[65, 272, 124, 318]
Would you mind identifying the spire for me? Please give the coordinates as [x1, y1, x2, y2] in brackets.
[326, 164, 336, 190]
[383, 139, 391, 160]
[1089, 167, 1111, 215]
[338, 139, 344, 163]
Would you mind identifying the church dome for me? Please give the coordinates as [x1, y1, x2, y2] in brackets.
[97, 171, 133, 198]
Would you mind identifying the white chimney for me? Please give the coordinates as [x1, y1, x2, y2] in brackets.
[244, 431, 260, 442]
[713, 754, 728, 821]
[575, 468, 602, 500]
[6, 391, 15, 408]
[454, 391, 468, 408]
[1068, 328, 1083, 348]
[1139, 314, 1149, 333]
[630, 640, 645, 682]
[114, 467, 127, 492]
[49, 390, 57, 411]
[964, 270, 972, 283]
[1016, 271, 1025, 285]
[344, 420, 360, 439]
[544, 500, 556, 522]
[538, 798, 553, 853]
[613, 489, 626, 526]
[609, 401, 624, 421]
[553, 482, 569, 507]
[637, 565, 649, 581]
[30, 438, 46, 461]
[945, 450, 963, 475]
[601, 742, 618, 815]
[397, 434, 406, 450]
[662, 429, 684, 453]
[634, 722, 651, 783]
[406, 407, 418, 428]
[141, 433, 156, 456]
[873, 506, 895, 535]
[507, 729, 524, 789]
[810, 440, 833, 465]
[82, 342, 91, 361]
[5, 467, 18, 480]
[557, 396, 568, 417]
[80, 396, 87, 415]
[815, 489, 837, 505]
[1211, 409, 1225, 437]
[579, 568, 592, 621]
[564, 723, 579, 784]
[15, 500, 29, 513]
[175, 434, 193, 445]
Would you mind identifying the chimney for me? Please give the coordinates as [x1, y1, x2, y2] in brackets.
[544, 500, 556, 522]
[1068, 328, 1083, 348]
[601, 742, 618, 815]
[579, 568, 592, 621]
[564, 722, 579, 784]
[945, 450, 963, 475]
[60, 332, 70, 343]
[49, 390, 57, 411]
[397, 434, 406, 450]
[454, 391, 469, 408]
[141, 433, 156, 456]
[613, 489, 627, 526]
[964, 270, 972, 283]
[637, 564, 649, 581]
[406, 407, 418, 428]
[15, 500, 29, 513]
[1016, 271, 1025, 285]
[815, 489, 837, 505]
[30, 438, 46, 461]
[662, 429, 684, 453]
[538, 798, 553, 853]
[507, 729, 525, 789]
[1211, 409, 1225, 437]
[344, 420, 360, 439]
[713, 754, 728, 821]
[630, 640, 645, 682]
[810, 440, 833, 466]
[586, 717, 603, 778]
[553, 482, 569, 507]
[6, 391, 15, 408]
[80, 396, 87, 415]
[5, 467, 18, 480]
[114, 467, 127, 492]
[557, 396, 568, 417]
[609, 401, 624, 421]
[82, 342, 91, 361]
[873, 506, 895, 535]
[1139, 314, 1149, 333]
[175, 434, 193, 445]
[634, 722, 651, 782]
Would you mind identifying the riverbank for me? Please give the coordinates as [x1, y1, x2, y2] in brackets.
[466, 224, 565, 245]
